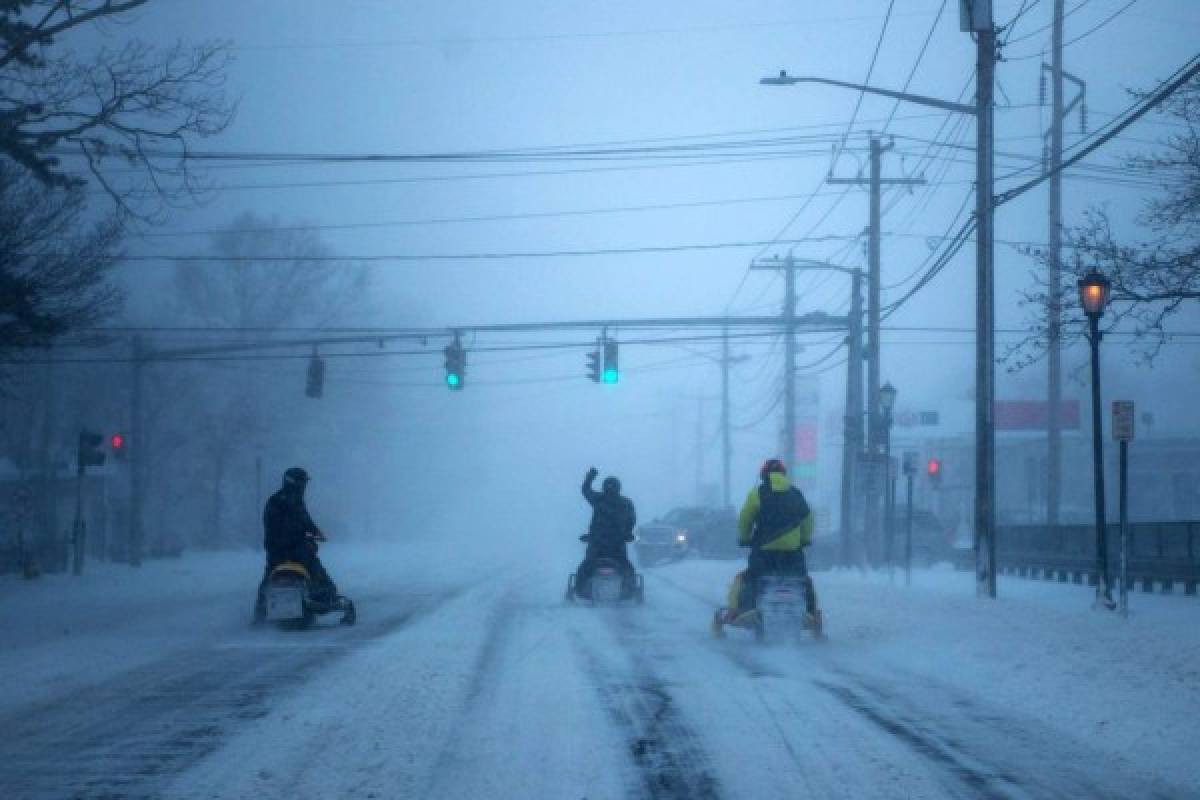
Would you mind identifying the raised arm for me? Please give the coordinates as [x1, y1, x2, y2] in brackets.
[581, 467, 601, 504]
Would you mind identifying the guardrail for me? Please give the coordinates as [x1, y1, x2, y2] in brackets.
[953, 521, 1200, 595]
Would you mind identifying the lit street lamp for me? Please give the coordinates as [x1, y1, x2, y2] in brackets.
[1079, 270, 1116, 609]
[880, 382, 898, 576]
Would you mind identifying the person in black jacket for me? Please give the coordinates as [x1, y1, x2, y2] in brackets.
[574, 467, 636, 596]
[253, 467, 339, 622]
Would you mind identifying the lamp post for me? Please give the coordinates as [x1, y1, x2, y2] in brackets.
[880, 382, 898, 577]
[1079, 271, 1115, 610]
[761, 4, 997, 598]
[902, 451, 917, 587]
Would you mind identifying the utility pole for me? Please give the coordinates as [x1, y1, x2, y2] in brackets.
[840, 268, 865, 567]
[717, 326, 751, 509]
[748, 252, 799, 469]
[721, 328, 732, 509]
[1044, 0, 1085, 535]
[762, 1, 998, 592]
[753, 256, 862, 563]
[1047, 0, 1065, 535]
[783, 252, 796, 469]
[974, 7, 998, 598]
[829, 135, 924, 563]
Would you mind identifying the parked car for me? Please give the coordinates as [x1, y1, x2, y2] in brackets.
[633, 519, 691, 566]
[636, 506, 739, 565]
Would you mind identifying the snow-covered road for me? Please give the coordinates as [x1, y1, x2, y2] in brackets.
[2, 539, 1197, 799]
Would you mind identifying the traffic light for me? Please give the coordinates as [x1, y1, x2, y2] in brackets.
[305, 352, 325, 398]
[444, 338, 466, 390]
[602, 339, 618, 384]
[586, 345, 601, 383]
[927, 457, 942, 487]
[78, 430, 105, 468]
[110, 432, 127, 461]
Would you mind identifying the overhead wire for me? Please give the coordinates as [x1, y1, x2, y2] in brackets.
[726, 0, 896, 312]
[1004, 0, 1141, 60]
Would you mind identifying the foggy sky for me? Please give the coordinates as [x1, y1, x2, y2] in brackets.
[72, 1, 1200, 531]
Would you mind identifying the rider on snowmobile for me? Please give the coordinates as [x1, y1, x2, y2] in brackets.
[719, 459, 820, 624]
[253, 467, 341, 621]
[574, 466, 637, 596]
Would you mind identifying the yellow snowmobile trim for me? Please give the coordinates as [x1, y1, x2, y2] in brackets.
[271, 561, 310, 580]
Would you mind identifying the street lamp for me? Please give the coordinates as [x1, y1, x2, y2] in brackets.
[880, 382, 898, 576]
[761, 5, 998, 598]
[1079, 270, 1115, 609]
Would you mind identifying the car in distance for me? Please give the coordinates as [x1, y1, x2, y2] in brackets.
[636, 506, 740, 565]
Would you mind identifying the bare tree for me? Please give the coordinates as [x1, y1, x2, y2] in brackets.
[0, 0, 236, 219]
[171, 213, 369, 330]
[146, 214, 369, 548]
[1013, 76, 1200, 366]
[0, 161, 122, 359]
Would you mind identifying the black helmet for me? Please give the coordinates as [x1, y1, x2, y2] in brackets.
[602, 476, 621, 495]
[759, 459, 787, 481]
[282, 467, 310, 490]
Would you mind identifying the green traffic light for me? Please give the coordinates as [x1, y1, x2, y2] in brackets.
[602, 369, 618, 384]
[446, 373, 461, 388]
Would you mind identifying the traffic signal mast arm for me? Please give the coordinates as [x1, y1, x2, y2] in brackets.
[129, 313, 847, 363]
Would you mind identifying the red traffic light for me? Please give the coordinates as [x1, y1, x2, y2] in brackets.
[111, 433, 125, 450]
[927, 458, 941, 476]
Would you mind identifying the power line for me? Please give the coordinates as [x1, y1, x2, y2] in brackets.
[134, 190, 859, 239]
[996, 51, 1200, 206]
[112, 235, 860, 265]
[232, 11, 948, 52]
[1061, 0, 1140, 47]
[1004, 0, 1141, 59]
[728, 1, 894, 312]
[882, 0, 947, 132]
[833, 0, 896, 168]
[1003, 0, 1096, 46]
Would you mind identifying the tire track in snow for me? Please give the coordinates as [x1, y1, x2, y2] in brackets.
[571, 622, 722, 800]
[654, 567, 1185, 798]
[814, 680, 1021, 800]
[814, 673, 1185, 800]
[420, 584, 522, 798]
[0, 586, 464, 800]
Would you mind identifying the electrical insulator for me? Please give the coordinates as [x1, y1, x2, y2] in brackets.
[1039, 68, 1047, 106]
[1080, 101, 1088, 135]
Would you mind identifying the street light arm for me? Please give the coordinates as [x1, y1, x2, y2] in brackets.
[761, 72, 976, 116]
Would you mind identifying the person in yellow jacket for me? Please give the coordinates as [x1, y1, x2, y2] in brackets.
[717, 459, 820, 627]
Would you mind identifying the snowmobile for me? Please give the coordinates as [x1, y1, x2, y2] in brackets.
[566, 556, 645, 606]
[258, 536, 356, 629]
[711, 574, 822, 642]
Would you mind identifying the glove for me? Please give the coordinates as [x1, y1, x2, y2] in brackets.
[586, 467, 598, 480]
[579, 533, 591, 542]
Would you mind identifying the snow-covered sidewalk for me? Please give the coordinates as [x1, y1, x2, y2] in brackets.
[659, 558, 1200, 793]
[4, 541, 1198, 798]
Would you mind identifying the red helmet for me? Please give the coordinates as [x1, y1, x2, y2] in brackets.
[759, 459, 787, 480]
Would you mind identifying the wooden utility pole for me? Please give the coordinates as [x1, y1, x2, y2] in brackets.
[974, 9, 998, 598]
[840, 269, 865, 567]
[829, 135, 923, 562]
[1045, 0, 1086, 535]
